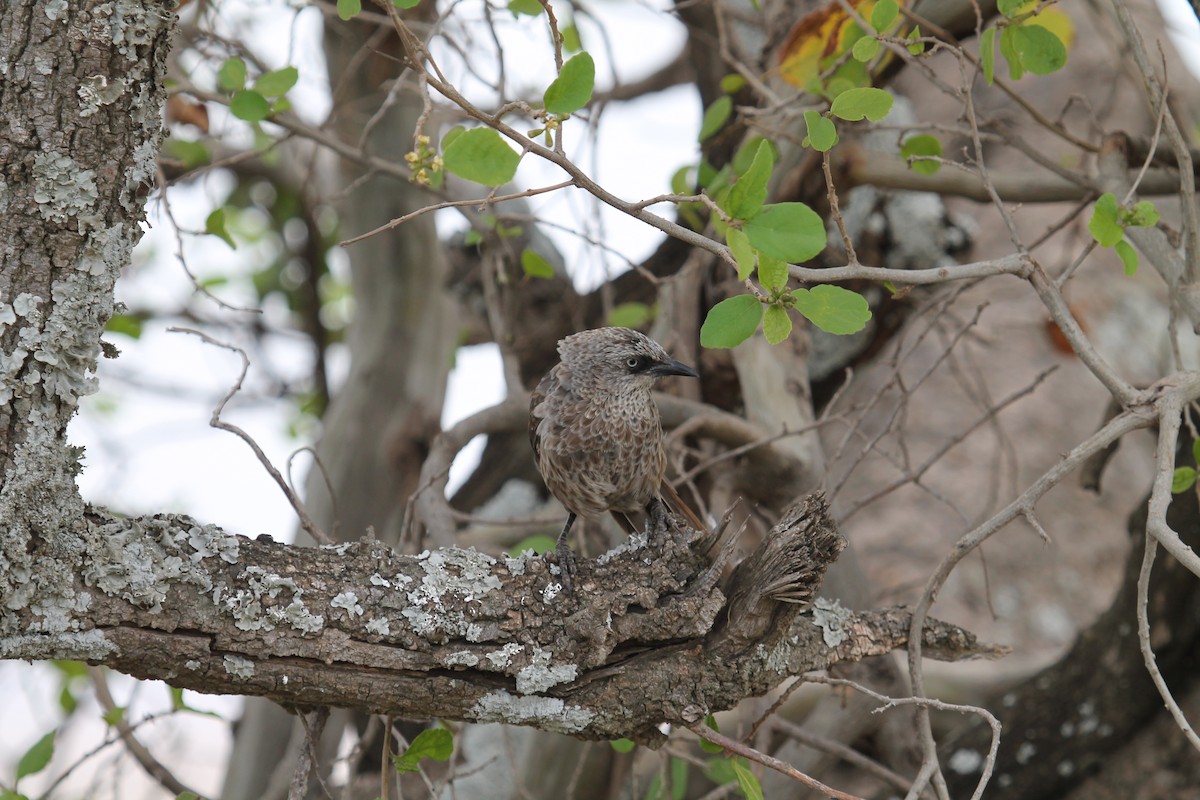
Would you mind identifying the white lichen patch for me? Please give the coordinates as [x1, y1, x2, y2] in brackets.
[516, 662, 577, 695]
[282, 597, 324, 634]
[503, 551, 534, 576]
[444, 650, 480, 668]
[0, 630, 115, 661]
[44, 0, 69, 20]
[223, 654, 255, 680]
[400, 548, 500, 641]
[331, 591, 363, 616]
[33, 153, 98, 222]
[78, 75, 127, 117]
[542, 582, 562, 603]
[370, 573, 391, 587]
[470, 691, 594, 734]
[810, 597, 851, 647]
[83, 519, 206, 613]
[595, 532, 648, 565]
[186, 525, 240, 564]
[485, 643, 523, 669]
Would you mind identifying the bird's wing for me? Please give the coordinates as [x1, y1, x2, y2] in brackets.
[528, 366, 558, 461]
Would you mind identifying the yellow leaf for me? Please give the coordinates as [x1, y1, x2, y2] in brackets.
[1027, 8, 1074, 50]
[776, 0, 909, 90]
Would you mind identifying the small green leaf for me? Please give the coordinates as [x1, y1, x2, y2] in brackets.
[980, 26, 997, 85]
[1088, 193, 1123, 247]
[608, 302, 654, 328]
[205, 208, 236, 249]
[508, 0, 543, 15]
[443, 127, 521, 187]
[802, 110, 838, 152]
[871, 0, 899, 31]
[105, 313, 144, 339]
[852, 37, 880, 62]
[59, 684, 78, 714]
[727, 228, 755, 281]
[732, 137, 777, 175]
[1192, 437, 1200, 465]
[507, 534, 555, 555]
[16, 731, 55, 780]
[253, 66, 298, 97]
[393, 728, 454, 774]
[610, 738, 637, 753]
[792, 285, 872, 334]
[393, 0, 421, 8]
[670, 757, 689, 800]
[176, 793, 201, 800]
[1012, 24, 1067, 75]
[907, 26, 926, 55]
[724, 140, 774, 219]
[1115, 240, 1138, 276]
[521, 249, 555, 279]
[217, 57, 247, 92]
[999, 25, 1024, 80]
[699, 96, 733, 142]
[705, 758, 735, 783]
[166, 139, 210, 169]
[699, 714, 724, 754]
[1126, 200, 1160, 228]
[732, 758, 764, 800]
[998, 0, 1024, 17]
[543, 52, 595, 115]
[743, 203, 826, 263]
[1172, 466, 1197, 494]
[463, 229, 483, 246]
[829, 87, 893, 122]
[700, 295, 763, 349]
[720, 73, 746, 94]
[900, 134, 942, 175]
[102, 706, 126, 727]
[562, 24, 582, 52]
[757, 254, 789, 292]
[230, 90, 270, 122]
[336, 0, 361, 20]
[763, 305, 792, 344]
[441, 125, 465, 151]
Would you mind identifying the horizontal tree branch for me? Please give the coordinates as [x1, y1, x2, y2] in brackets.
[0, 496, 997, 742]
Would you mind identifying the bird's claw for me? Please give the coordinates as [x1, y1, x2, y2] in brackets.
[648, 497, 671, 540]
[548, 541, 577, 592]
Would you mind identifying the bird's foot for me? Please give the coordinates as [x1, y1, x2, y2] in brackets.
[547, 541, 577, 592]
[647, 497, 671, 540]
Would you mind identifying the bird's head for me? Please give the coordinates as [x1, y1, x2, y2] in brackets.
[557, 327, 699, 394]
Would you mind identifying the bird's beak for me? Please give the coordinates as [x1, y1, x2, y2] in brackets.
[648, 358, 699, 379]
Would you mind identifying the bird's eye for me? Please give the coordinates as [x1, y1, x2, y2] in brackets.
[626, 357, 641, 370]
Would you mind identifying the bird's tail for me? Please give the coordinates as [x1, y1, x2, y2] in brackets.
[659, 480, 710, 534]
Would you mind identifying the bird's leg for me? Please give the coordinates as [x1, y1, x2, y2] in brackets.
[550, 512, 578, 591]
[646, 496, 671, 540]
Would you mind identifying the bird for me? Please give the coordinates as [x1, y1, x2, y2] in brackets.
[529, 326, 702, 589]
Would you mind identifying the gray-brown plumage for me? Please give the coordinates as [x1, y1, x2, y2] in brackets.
[529, 327, 700, 588]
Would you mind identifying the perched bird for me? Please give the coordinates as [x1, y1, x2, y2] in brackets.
[529, 327, 701, 588]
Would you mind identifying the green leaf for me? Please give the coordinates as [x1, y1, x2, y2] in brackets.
[907, 26, 926, 55]
[253, 66, 298, 97]
[1012, 24, 1067, 75]
[998, 0, 1025, 17]
[393, 0, 421, 8]
[1, 790, 30, 800]
[757, 254, 789, 292]
[393, 728, 454, 774]
[871, 0, 899, 31]
[763, 305, 793, 344]
[217, 57, 247, 92]
[1115, 240, 1138, 276]
[1172, 467, 1197, 494]
[852, 37, 880, 62]
[463, 229, 483, 246]
[51, 660, 88, 677]
[508, 0, 543, 15]
[336, 0, 361, 20]
[705, 757, 735, 783]
[1192, 437, 1200, 465]
[829, 87, 893, 122]
[743, 203, 826, 262]
[543, 52, 595, 115]
[1088, 193, 1123, 247]
[700, 295, 763, 349]
[562, 24, 582, 52]
[521, 249, 555, 279]
[999, 25, 1024, 80]
[980, 26, 997, 85]
[16, 731, 55, 780]
[724, 140, 774, 219]
[166, 138, 211, 169]
[792, 285, 872, 334]
[1126, 200, 1160, 228]
[59, 684, 78, 715]
[720, 73, 746, 94]
[102, 706, 126, 727]
[699, 96, 733, 142]
[443, 127, 521, 187]
[732, 758, 764, 800]
[507, 534, 556, 555]
[802, 110, 838, 152]
[732, 137, 777, 175]
[699, 714, 724, 754]
[726, 228, 755, 281]
[230, 90, 270, 122]
[610, 738, 637, 753]
[900, 134, 942, 175]
[176, 793, 201, 800]
[106, 313, 144, 339]
[608, 302, 654, 328]
[205, 208, 236, 249]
